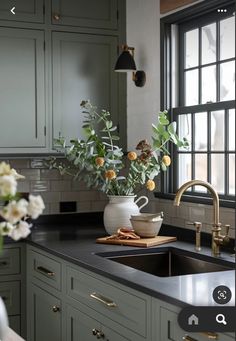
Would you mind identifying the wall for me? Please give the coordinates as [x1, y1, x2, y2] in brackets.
[126, 0, 160, 151]
[126, 0, 235, 238]
[4, 158, 108, 215]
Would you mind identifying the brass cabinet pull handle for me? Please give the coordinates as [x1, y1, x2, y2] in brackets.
[37, 266, 55, 277]
[183, 336, 198, 341]
[53, 13, 61, 20]
[201, 332, 218, 339]
[90, 292, 117, 307]
[0, 261, 7, 266]
[52, 305, 60, 313]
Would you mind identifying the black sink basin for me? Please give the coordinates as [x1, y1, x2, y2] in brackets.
[105, 248, 234, 277]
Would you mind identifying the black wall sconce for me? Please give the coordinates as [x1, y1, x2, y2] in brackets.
[114, 44, 146, 87]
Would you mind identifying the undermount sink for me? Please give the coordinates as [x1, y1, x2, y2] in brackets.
[101, 248, 234, 277]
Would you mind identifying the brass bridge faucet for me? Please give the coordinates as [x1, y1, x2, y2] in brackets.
[173, 180, 230, 256]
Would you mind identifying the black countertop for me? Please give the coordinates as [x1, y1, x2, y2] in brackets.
[22, 222, 235, 308]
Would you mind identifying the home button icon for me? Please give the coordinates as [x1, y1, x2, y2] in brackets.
[188, 314, 199, 325]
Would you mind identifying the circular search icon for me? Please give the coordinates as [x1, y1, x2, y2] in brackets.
[216, 313, 227, 325]
[212, 285, 232, 304]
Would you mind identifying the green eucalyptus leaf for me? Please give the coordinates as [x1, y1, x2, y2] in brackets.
[111, 135, 120, 140]
[167, 122, 177, 134]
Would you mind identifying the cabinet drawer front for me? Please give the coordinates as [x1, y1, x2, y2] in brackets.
[67, 267, 147, 337]
[29, 250, 61, 290]
[161, 307, 234, 341]
[0, 281, 20, 315]
[0, 248, 20, 275]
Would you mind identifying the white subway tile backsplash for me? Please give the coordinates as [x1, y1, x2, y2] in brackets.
[51, 180, 71, 191]
[77, 191, 100, 202]
[20, 169, 40, 180]
[30, 159, 47, 169]
[50, 203, 60, 214]
[189, 205, 207, 222]
[91, 200, 107, 212]
[61, 191, 80, 202]
[31, 180, 50, 192]
[41, 169, 61, 179]
[9, 159, 30, 169]
[38, 192, 61, 203]
[4, 158, 235, 238]
[71, 180, 88, 191]
[76, 201, 92, 213]
[17, 180, 30, 193]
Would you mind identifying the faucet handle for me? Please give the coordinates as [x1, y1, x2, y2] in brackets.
[223, 224, 230, 244]
[187, 222, 202, 251]
[187, 221, 202, 232]
[224, 224, 230, 236]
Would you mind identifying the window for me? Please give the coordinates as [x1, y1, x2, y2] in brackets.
[159, 1, 235, 207]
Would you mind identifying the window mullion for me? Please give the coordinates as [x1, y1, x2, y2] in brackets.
[216, 18, 221, 101]
[207, 110, 211, 184]
[225, 109, 229, 194]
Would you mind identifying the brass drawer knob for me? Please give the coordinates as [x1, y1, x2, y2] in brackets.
[53, 13, 61, 20]
[52, 305, 60, 312]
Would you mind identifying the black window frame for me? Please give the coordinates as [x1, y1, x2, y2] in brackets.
[156, 0, 236, 209]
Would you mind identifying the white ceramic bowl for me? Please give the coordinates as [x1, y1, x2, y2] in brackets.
[130, 218, 163, 238]
[131, 212, 163, 221]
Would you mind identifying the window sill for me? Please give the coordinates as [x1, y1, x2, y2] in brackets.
[154, 192, 235, 209]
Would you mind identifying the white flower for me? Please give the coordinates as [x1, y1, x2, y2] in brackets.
[0, 222, 14, 236]
[27, 195, 45, 219]
[0, 162, 11, 176]
[10, 168, 25, 180]
[9, 220, 31, 241]
[0, 162, 24, 180]
[0, 199, 28, 224]
[0, 175, 17, 197]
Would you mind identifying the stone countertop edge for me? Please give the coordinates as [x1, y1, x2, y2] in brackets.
[20, 224, 235, 309]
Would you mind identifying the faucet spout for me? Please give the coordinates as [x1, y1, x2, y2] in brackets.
[174, 180, 220, 227]
[174, 180, 230, 256]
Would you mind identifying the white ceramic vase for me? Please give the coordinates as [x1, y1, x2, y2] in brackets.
[103, 195, 149, 235]
[0, 297, 8, 340]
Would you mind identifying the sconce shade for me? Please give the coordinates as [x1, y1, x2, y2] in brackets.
[114, 51, 137, 72]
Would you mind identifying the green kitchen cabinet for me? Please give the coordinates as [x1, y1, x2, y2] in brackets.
[52, 32, 118, 145]
[66, 305, 129, 341]
[28, 283, 62, 341]
[0, 0, 44, 23]
[0, 28, 46, 153]
[51, 0, 118, 29]
[0, 244, 26, 337]
[153, 299, 235, 341]
[27, 245, 150, 341]
[0, 0, 126, 154]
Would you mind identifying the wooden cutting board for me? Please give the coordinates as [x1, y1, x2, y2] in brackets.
[96, 236, 177, 248]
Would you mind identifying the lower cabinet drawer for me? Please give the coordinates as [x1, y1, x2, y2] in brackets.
[9, 315, 21, 335]
[66, 266, 148, 338]
[28, 249, 61, 290]
[160, 307, 235, 341]
[0, 248, 20, 275]
[0, 281, 20, 315]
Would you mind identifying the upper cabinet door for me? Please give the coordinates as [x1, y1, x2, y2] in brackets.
[52, 32, 118, 145]
[0, 28, 46, 150]
[52, 0, 118, 29]
[0, 0, 44, 23]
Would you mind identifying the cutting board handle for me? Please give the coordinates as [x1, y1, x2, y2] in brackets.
[134, 196, 148, 210]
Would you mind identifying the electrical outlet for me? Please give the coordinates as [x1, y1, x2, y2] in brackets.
[60, 201, 77, 213]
